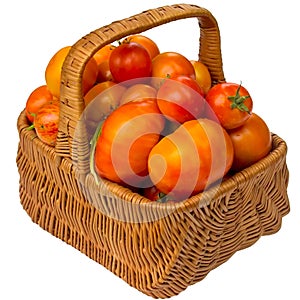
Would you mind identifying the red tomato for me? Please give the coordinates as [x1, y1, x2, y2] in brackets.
[205, 82, 253, 130]
[120, 83, 157, 105]
[109, 42, 152, 83]
[94, 98, 165, 187]
[156, 75, 206, 123]
[122, 35, 160, 59]
[25, 85, 55, 123]
[148, 118, 234, 201]
[228, 113, 272, 171]
[142, 185, 164, 202]
[33, 103, 60, 146]
[151, 52, 195, 88]
[142, 185, 178, 203]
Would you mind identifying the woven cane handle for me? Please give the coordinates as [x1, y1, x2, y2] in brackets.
[56, 3, 224, 160]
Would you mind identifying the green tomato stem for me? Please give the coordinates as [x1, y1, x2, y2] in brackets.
[228, 83, 250, 113]
[26, 124, 35, 131]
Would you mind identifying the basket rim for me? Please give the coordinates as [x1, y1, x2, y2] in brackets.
[85, 133, 287, 213]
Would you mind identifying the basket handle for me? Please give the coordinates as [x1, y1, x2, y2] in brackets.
[56, 3, 225, 165]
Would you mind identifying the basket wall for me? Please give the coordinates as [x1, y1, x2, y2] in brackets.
[17, 109, 289, 298]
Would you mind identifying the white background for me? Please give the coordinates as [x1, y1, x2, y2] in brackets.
[1, 0, 299, 299]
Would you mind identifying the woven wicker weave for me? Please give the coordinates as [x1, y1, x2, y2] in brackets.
[16, 4, 290, 298]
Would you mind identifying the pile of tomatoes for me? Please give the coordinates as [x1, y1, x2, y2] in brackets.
[25, 34, 272, 202]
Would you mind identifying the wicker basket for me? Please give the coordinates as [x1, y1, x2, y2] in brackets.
[16, 4, 290, 298]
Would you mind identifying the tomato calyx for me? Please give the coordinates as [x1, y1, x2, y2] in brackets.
[26, 124, 35, 130]
[228, 83, 250, 113]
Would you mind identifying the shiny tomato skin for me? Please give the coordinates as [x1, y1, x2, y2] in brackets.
[151, 52, 195, 88]
[25, 85, 55, 123]
[228, 113, 272, 172]
[93, 44, 116, 83]
[190, 60, 212, 95]
[93, 44, 116, 66]
[205, 82, 253, 130]
[122, 35, 160, 59]
[148, 118, 234, 201]
[97, 60, 114, 82]
[109, 42, 152, 83]
[94, 98, 165, 187]
[33, 103, 60, 146]
[157, 75, 206, 123]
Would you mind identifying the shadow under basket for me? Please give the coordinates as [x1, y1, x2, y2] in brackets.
[16, 4, 290, 299]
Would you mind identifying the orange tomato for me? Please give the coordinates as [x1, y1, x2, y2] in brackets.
[25, 85, 54, 123]
[84, 81, 117, 106]
[94, 44, 116, 83]
[120, 83, 157, 105]
[122, 35, 160, 59]
[148, 118, 234, 200]
[82, 57, 98, 95]
[94, 98, 165, 187]
[45, 46, 98, 98]
[190, 60, 212, 95]
[151, 52, 195, 89]
[97, 60, 114, 82]
[93, 44, 116, 65]
[228, 113, 272, 171]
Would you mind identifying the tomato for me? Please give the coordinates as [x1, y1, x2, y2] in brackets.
[109, 42, 152, 83]
[228, 113, 272, 172]
[83, 81, 126, 137]
[82, 57, 98, 95]
[120, 83, 157, 105]
[25, 85, 55, 123]
[142, 185, 178, 203]
[97, 60, 114, 82]
[45, 46, 98, 97]
[93, 44, 116, 83]
[142, 185, 164, 202]
[94, 98, 165, 187]
[156, 75, 205, 123]
[148, 118, 234, 201]
[205, 82, 253, 130]
[84, 81, 117, 106]
[33, 103, 60, 146]
[93, 44, 116, 66]
[190, 60, 212, 95]
[122, 35, 160, 59]
[203, 101, 219, 123]
[151, 52, 195, 88]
